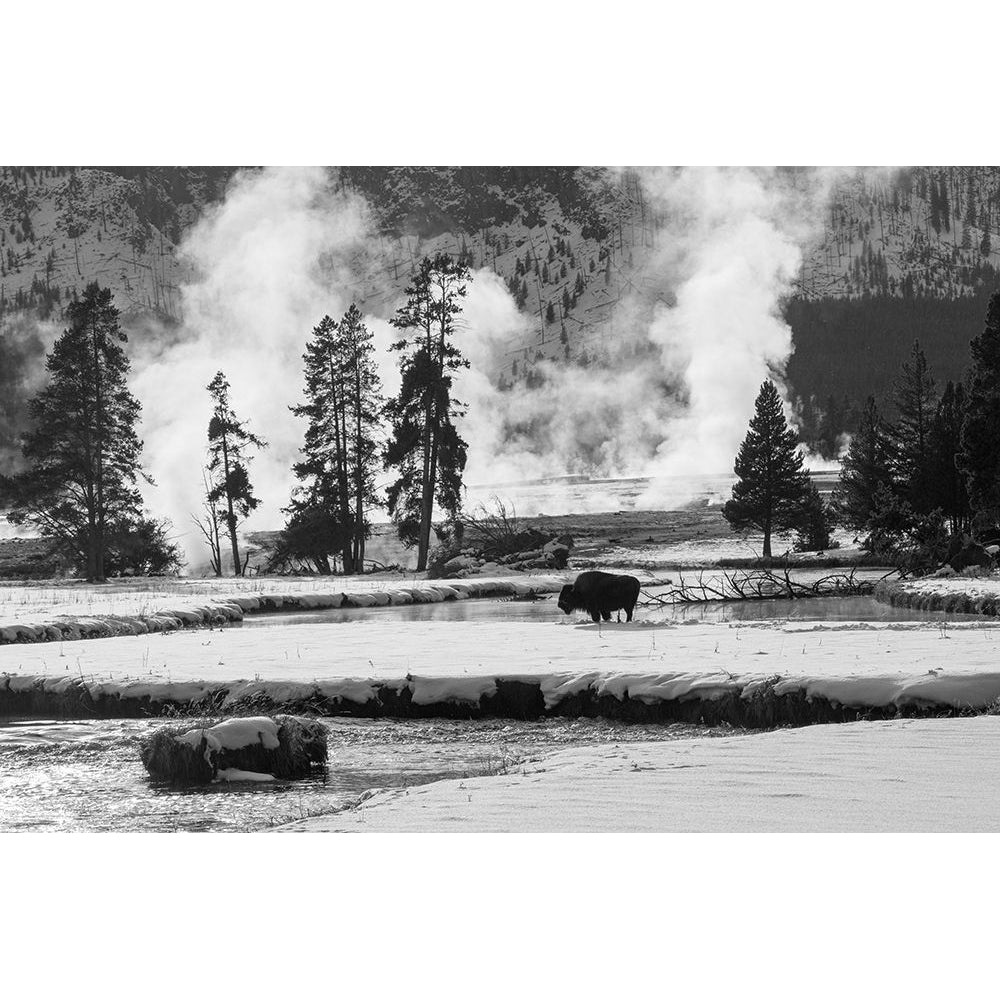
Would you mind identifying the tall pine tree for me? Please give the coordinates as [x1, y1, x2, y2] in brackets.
[288, 306, 383, 574]
[926, 381, 971, 534]
[1, 283, 145, 581]
[833, 396, 898, 537]
[957, 291, 1000, 531]
[722, 380, 811, 558]
[889, 340, 937, 513]
[206, 372, 266, 576]
[385, 254, 470, 571]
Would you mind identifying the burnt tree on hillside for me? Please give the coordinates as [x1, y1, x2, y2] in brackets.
[722, 380, 811, 559]
[385, 253, 470, 571]
[206, 371, 266, 577]
[0, 283, 146, 581]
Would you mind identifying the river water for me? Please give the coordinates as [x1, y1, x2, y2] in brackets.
[0, 716, 729, 833]
[236, 587, 978, 629]
[1, 574, 983, 833]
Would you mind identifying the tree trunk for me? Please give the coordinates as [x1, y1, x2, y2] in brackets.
[353, 355, 365, 573]
[327, 351, 354, 575]
[220, 433, 241, 576]
[91, 318, 106, 582]
[416, 314, 436, 573]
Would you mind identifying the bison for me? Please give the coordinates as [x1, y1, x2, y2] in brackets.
[557, 571, 641, 623]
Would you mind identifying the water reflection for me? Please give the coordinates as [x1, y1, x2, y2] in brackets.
[0, 716, 723, 833]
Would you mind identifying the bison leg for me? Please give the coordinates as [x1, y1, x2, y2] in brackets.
[601, 611, 612, 621]
[590, 610, 602, 623]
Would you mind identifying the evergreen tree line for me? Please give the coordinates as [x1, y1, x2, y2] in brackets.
[269, 252, 471, 577]
[0, 253, 473, 581]
[725, 290, 1000, 570]
[787, 288, 1000, 457]
[836, 290, 1000, 566]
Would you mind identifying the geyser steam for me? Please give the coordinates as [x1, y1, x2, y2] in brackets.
[132, 167, 394, 565]
[127, 166, 835, 566]
[457, 167, 836, 508]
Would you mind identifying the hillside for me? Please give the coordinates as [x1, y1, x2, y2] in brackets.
[2, 165, 1000, 465]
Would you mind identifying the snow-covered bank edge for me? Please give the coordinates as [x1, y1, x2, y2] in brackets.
[0, 576, 568, 646]
[5, 664, 1000, 726]
[876, 577, 1000, 616]
[273, 717, 1000, 833]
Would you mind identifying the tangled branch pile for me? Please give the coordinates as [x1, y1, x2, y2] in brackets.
[429, 496, 573, 577]
[639, 567, 897, 605]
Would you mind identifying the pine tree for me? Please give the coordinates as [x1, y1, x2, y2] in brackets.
[385, 253, 470, 571]
[926, 381, 971, 534]
[930, 182, 942, 234]
[340, 304, 384, 569]
[206, 371, 266, 576]
[722, 380, 811, 558]
[793, 481, 833, 552]
[958, 291, 1000, 530]
[833, 396, 898, 537]
[288, 315, 350, 572]
[1, 283, 145, 581]
[889, 341, 937, 513]
[289, 307, 383, 574]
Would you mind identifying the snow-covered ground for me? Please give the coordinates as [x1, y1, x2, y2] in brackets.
[276, 716, 1000, 832]
[589, 530, 861, 568]
[6, 616, 1000, 713]
[0, 573, 572, 624]
[888, 575, 1000, 602]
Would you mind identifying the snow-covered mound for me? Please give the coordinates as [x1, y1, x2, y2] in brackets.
[877, 576, 1000, 615]
[141, 715, 327, 783]
[275, 717, 1000, 833]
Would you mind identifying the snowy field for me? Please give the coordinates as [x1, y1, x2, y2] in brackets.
[890, 575, 1000, 602]
[0, 573, 576, 623]
[586, 529, 861, 568]
[277, 717, 1000, 832]
[5, 615, 1000, 713]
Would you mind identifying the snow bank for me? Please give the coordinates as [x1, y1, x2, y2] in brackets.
[276, 717, 1000, 833]
[7, 617, 1000, 721]
[0, 575, 569, 647]
[877, 576, 1000, 616]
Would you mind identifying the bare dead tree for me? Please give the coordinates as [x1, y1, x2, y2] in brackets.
[462, 495, 522, 555]
[192, 468, 223, 577]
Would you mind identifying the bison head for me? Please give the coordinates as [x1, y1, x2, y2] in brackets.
[557, 584, 576, 615]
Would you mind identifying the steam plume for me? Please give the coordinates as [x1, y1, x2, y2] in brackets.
[124, 166, 838, 567]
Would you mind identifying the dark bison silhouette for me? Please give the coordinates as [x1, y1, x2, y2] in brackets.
[557, 571, 641, 623]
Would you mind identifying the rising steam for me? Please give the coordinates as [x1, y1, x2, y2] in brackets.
[457, 167, 838, 508]
[132, 167, 391, 564]
[125, 166, 836, 566]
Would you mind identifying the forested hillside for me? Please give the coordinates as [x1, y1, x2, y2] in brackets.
[2, 165, 1000, 464]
